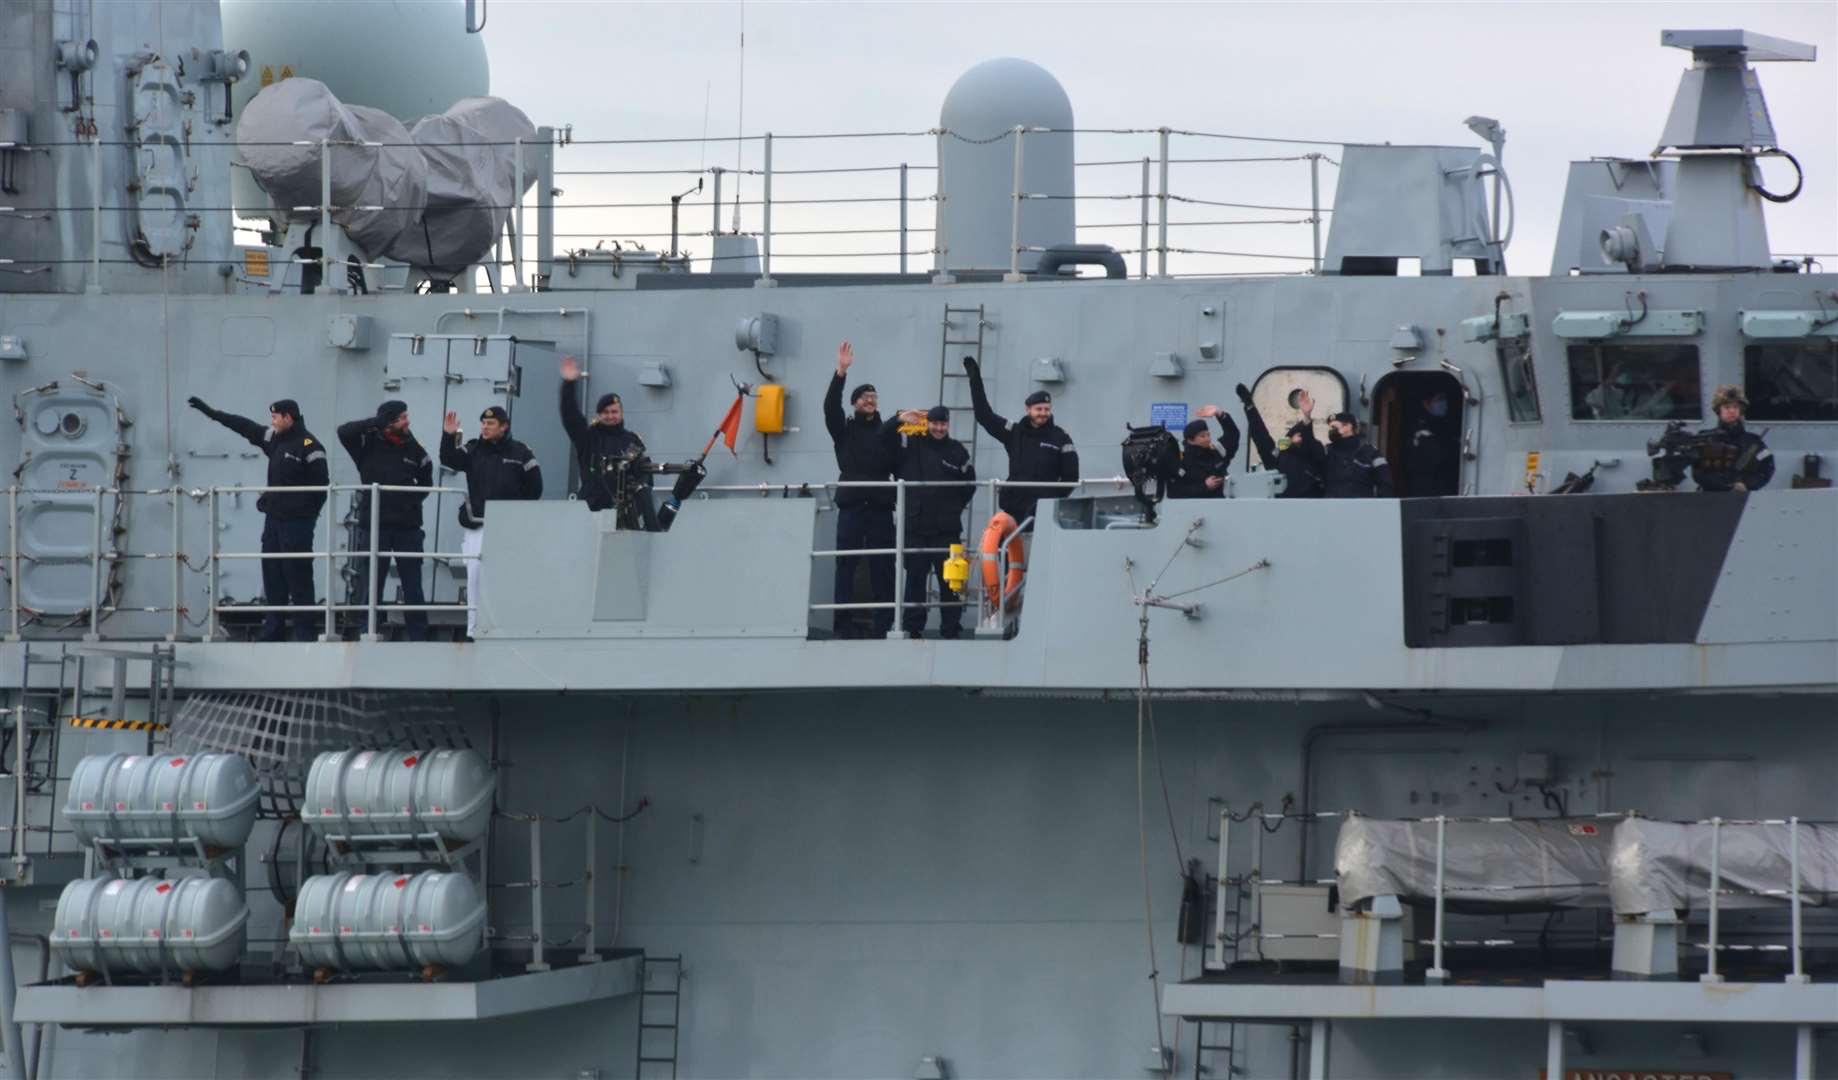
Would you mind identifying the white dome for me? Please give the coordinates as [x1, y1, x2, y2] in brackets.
[938, 59, 1076, 274]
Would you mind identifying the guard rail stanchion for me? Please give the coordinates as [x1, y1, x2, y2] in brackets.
[888, 480, 906, 639]
[88, 137, 101, 293]
[206, 487, 220, 640]
[582, 812, 600, 962]
[898, 162, 909, 274]
[320, 486, 336, 641]
[87, 486, 103, 639]
[7, 485, 20, 640]
[1007, 125, 1025, 281]
[365, 483, 382, 642]
[1788, 816, 1807, 983]
[932, 130, 948, 274]
[760, 132, 773, 283]
[1308, 152, 1324, 274]
[527, 816, 548, 972]
[1249, 815, 1264, 960]
[169, 485, 182, 641]
[1427, 813, 1449, 982]
[1211, 805, 1232, 970]
[1703, 816, 1723, 983]
[512, 137, 525, 289]
[1139, 156, 1151, 279]
[318, 139, 333, 286]
[1156, 128, 1171, 279]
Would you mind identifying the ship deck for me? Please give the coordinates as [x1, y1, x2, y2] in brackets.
[14, 951, 642, 1028]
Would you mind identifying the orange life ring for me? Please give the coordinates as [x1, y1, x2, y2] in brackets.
[979, 511, 1026, 610]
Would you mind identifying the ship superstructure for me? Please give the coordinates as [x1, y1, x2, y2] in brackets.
[1, 3, 1835, 1078]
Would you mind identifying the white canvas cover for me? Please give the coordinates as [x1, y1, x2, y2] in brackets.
[384, 97, 537, 277]
[1334, 814, 1614, 911]
[1609, 816, 1838, 914]
[235, 78, 427, 256]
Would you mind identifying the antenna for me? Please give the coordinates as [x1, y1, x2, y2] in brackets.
[730, 0, 746, 234]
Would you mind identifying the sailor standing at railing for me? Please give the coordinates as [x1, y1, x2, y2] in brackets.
[335, 401, 433, 641]
[961, 356, 1078, 527]
[440, 406, 543, 642]
[822, 341, 897, 639]
[884, 406, 976, 640]
[558, 355, 656, 531]
[1167, 404, 1240, 499]
[187, 395, 330, 642]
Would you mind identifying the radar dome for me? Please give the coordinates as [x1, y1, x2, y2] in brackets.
[223, 0, 490, 218]
[938, 58, 1075, 274]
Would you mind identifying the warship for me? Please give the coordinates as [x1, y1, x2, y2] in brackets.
[1, 2, 1836, 1077]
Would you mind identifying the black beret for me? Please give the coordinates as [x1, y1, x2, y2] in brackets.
[850, 383, 876, 405]
[1329, 411, 1358, 426]
[926, 405, 951, 422]
[270, 398, 300, 419]
[480, 405, 509, 424]
[1024, 390, 1051, 407]
[375, 399, 407, 424]
[595, 392, 621, 413]
[1183, 418, 1210, 440]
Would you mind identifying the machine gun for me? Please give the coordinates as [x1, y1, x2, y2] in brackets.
[1120, 423, 1182, 523]
[593, 445, 705, 531]
[1637, 421, 1763, 492]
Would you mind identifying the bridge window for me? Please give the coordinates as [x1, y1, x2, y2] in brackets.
[1495, 338, 1541, 422]
[1566, 343, 1701, 421]
[1745, 340, 1838, 421]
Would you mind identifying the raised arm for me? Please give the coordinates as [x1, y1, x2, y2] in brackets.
[824, 342, 853, 441]
[1236, 384, 1276, 468]
[335, 417, 375, 464]
[558, 356, 590, 451]
[962, 357, 1011, 443]
[438, 418, 470, 473]
[188, 397, 267, 447]
[1197, 405, 1241, 471]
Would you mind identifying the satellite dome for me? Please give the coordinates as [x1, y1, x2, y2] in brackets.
[939, 59, 1076, 274]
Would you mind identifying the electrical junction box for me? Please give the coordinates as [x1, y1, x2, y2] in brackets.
[327, 313, 372, 351]
[1257, 883, 1340, 962]
[754, 384, 785, 434]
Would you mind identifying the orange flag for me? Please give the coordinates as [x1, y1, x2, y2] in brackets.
[701, 391, 747, 458]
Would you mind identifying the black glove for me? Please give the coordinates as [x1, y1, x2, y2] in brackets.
[187, 396, 210, 413]
[962, 356, 981, 380]
[1234, 383, 1254, 406]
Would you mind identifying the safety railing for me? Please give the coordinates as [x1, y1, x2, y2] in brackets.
[488, 800, 646, 971]
[690, 475, 1132, 639]
[2, 482, 474, 642]
[5, 474, 1138, 643]
[5, 125, 1348, 290]
[1211, 805, 1834, 984]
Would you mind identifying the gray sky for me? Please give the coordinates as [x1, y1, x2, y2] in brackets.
[483, 1, 1837, 275]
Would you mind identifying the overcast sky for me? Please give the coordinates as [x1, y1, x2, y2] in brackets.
[481, 1, 1837, 276]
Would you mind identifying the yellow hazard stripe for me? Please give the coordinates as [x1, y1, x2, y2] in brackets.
[66, 717, 167, 731]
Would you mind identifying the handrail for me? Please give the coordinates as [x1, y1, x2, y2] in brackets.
[3, 477, 1142, 642]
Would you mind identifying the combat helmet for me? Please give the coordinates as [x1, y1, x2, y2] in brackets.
[1710, 384, 1748, 413]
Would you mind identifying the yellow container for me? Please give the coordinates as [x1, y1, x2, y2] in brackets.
[754, 384, 786, 434]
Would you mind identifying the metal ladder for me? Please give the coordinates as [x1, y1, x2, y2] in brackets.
[4, 644, 68, 872]
[635, 953, 684, 1079]
[937, 304, 989, 473]
[1192, 1019, 1235, 1078]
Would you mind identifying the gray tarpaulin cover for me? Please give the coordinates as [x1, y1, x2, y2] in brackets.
[1609, 817, 1838, 914]
[236, 79, 426, 256]
[1335, 815, 1614, 911]
[384, 97, 537, 277]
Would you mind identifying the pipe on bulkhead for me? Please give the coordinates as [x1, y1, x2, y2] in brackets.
[0, 895, 29, 1080]
[1034, 244, 1127, 280]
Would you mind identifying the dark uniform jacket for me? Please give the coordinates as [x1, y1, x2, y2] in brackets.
[335, 418, 432, 528]
[1168, 417, 1240, 499]
[1169, 443, 1228, 499]
[1691, 420, 1775, 492]
[883, 421, 976, 537]
[1242, 403, 1325, 498]
[1406, 419, 1456, 498]
[965, 364, 1078, 522]
[1323, 434, 1394, 498]
[197, 406, 329, 519]
[823, 373, 897, 511]
[439, 431, 543, 529]
[560, 380, 649, 513]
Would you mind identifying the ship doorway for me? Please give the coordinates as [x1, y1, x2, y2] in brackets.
[1372, 371, 1463, 497]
